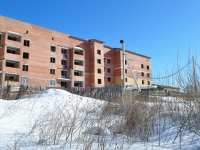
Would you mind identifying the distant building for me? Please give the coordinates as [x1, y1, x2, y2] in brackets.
[0, 16, 152, 88]
[152, 84, 180, 93]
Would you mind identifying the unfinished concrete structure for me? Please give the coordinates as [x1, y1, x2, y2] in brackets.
[0, 16, 152, 88]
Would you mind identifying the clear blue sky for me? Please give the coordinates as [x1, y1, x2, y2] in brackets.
[1, 0, 200, 83]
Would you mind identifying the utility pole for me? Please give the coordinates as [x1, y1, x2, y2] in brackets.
[120, 40, 126, 91]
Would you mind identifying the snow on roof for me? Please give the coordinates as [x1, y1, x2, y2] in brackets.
[126, 85, 157, 90]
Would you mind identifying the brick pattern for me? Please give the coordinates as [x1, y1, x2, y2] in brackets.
[0, 16, 152, 88]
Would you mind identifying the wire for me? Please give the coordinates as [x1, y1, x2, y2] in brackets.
[152, 59, 192, 80]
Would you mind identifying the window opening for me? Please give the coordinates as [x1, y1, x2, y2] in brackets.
[61, 59, 67, 65]
[23, 52, 29, 59]
[50, 80, 55, 86]
[141, 64, 144, 68]
[51, 46, 56, 52]
[97, 49, 101, 55]
[107, 58, 111, 64]
[50, 57, 56, 63]
[98, 79, 101, 84]
[50, 69, 55, 74]
[24, 40, 30, 47]
[22, 77, 28, 84]
[97, 59, 101, 64]
[22, 65, 28, 71]
[98, 69, 101, 74]
[142, 80, 144, 84]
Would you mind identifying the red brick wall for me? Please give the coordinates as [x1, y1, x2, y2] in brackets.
[0, 16, 152, 88]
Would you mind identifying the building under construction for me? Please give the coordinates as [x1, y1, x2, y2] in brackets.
[0, 16, 152, 88]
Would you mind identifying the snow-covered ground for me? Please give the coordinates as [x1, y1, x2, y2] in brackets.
[0, 89, 199, 149]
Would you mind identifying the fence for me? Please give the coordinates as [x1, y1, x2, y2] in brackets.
[1, 85, 44, 100]
[65, 85, 137, 103]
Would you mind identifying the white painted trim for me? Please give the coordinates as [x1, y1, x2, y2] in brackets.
[7, 31, 21, 36]
[57, 78, 71, 81]
[6, 59, 20, 62]
[74, 47, 84, 51]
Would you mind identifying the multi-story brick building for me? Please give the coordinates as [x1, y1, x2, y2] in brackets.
[0, 16, 152, 88]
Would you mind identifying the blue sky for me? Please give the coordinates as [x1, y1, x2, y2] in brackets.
[0, 0, 200, 83]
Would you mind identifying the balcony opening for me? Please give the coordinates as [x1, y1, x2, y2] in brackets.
[6, 60, 20, 68]
[7, 46, 20, 55]
[74, 70, 83, 76]
[7, 32, 21, 42]
[61, 70, 69, 78]
[97, 59, 101, 64]
[24, 40, 30, 47]
[50, 69, 55, 75]
[97, 69, 101, 74]
[61, 81, 67, 87]
[0, 60, 3, 71]
[61, 60, 67, 65]
[98, 79, 101, 84]
[51, 46, 56, 52]
[23, 52, 29, 59]
[74, 47, 83, 55]
[74, 60, 83, 66]
[61, 59, 67, 65]
[74, 81, 83, 87]
[62, 49, 67, 54]
[50, 57, 56, 63]
[5, 73, 19, 82]
[22, 65, 28, 71]
[62, 48, 68, 59]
